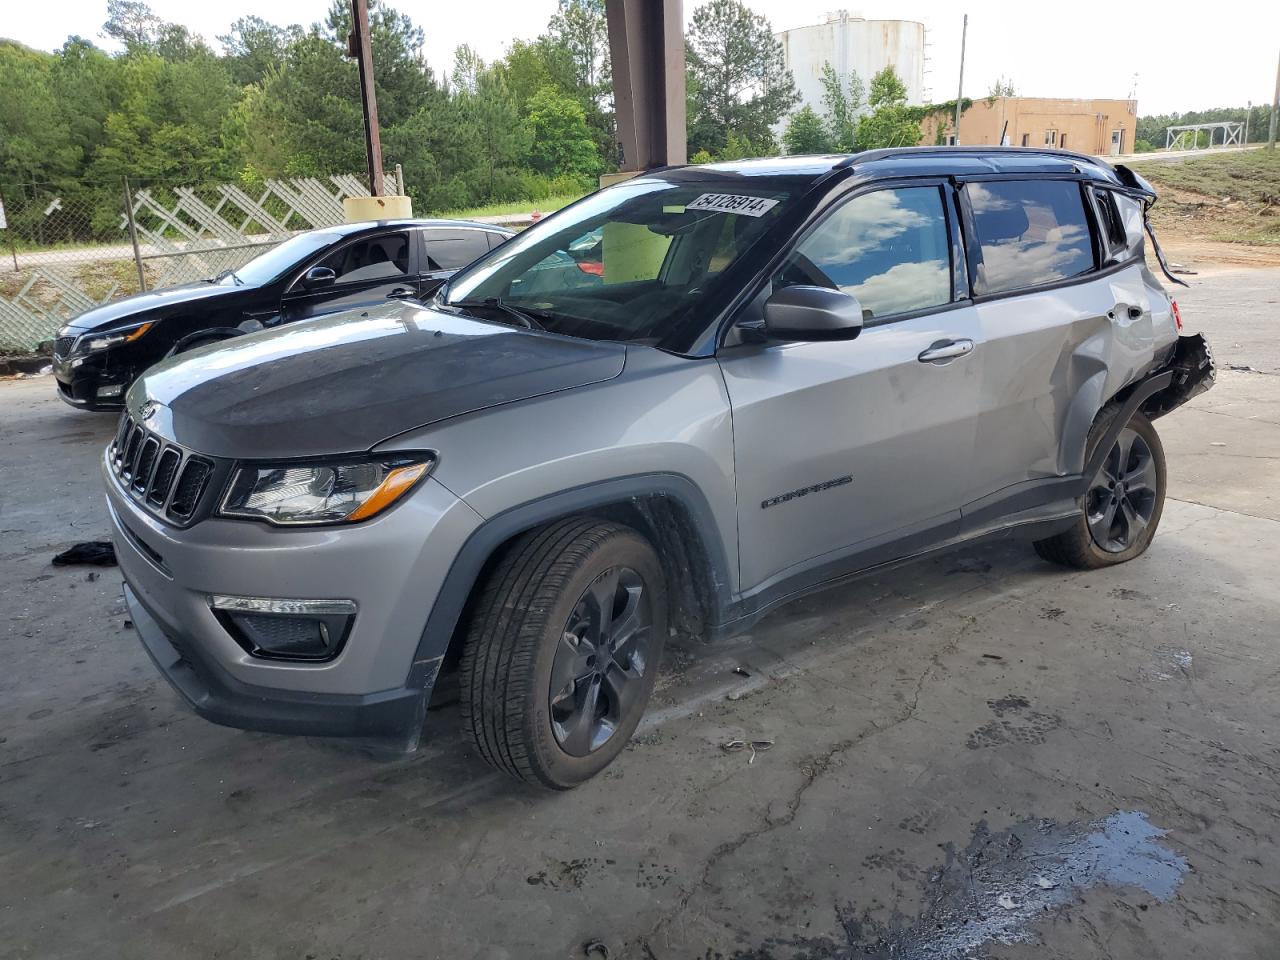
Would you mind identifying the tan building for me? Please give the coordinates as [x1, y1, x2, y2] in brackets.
[921, 97, 1139, 156]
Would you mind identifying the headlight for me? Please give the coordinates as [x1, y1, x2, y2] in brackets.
[83, 321, 154, 353]
[219, 456, 433, 526]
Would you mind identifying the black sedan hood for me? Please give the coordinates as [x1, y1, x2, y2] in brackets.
[129, 302, 626, 459]
[64, 280, 238, 331]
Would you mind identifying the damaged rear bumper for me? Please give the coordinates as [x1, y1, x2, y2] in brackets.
[1142, 333, 1216, 419]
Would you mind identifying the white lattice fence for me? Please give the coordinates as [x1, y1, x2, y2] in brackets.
[0, 173, 397, 352]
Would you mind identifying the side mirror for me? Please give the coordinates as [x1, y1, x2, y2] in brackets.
[763, 285, 864, 341]
[302, 265, 337, 290]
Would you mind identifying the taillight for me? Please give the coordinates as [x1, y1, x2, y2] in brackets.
[1171, 300, 1183, 331]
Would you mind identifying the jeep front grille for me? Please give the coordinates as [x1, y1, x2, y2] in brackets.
[54, 336, 77, 358]
[109, 414, 218, 524]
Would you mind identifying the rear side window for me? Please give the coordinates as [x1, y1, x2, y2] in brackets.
[779, 186, 952, 321]
[967, 180, 1095, 295]
[423, 230, 491, 270]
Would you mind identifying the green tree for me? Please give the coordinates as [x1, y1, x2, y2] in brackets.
[0, 41, 79, 185]
[523, 86, 601, 177]
[547, 0, 609, 103]
[500, 37, 578, 113]
[89, 48, 240, 181]
[854, 66, 920, 150]
[987, 76, 1016, 98]
[820, 62, 863, 151]
[219, 17, 303, 86]
[783, 106, 832, 154]
[685, 0, 797, 155]
[867, 66, 908, 110]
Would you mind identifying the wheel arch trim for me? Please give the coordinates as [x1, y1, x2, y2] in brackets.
[405, 473, 735, 687]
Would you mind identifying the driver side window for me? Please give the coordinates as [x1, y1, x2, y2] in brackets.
[778, 187, 952, 321]
[316, 232, 410, 284]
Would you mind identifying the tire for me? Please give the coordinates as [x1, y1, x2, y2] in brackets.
[1033, 406, 1167, 569]
[459, 519, 667, 789]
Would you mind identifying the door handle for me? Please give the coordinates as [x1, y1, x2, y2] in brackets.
[1127, 305, 1144, 319]
[917, 339, 974, 363]
[387, 287, 416, 300]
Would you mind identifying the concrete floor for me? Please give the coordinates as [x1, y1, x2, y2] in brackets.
[1, 269, 1278, 960]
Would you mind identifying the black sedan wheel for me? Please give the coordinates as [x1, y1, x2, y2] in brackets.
[459, 519, 667, 789]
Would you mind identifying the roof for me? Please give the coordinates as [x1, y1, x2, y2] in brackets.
[654, 146, 1125, 189]
[319, 218, 515, 237]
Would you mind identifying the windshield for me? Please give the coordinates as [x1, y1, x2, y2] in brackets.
[441, 179, 797, 344]
[229, 231, 343, 287]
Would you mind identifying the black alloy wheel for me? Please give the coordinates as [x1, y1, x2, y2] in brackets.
[1086, 426, 1159, 553]
[550, 566, 654, 757]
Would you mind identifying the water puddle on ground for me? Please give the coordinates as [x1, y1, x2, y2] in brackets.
[748, 811, 1189, 959]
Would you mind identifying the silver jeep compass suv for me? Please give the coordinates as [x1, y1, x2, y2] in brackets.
[104, 149, 1214, 788]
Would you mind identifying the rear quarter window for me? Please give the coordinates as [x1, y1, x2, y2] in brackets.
[967, 180, 1095, 295]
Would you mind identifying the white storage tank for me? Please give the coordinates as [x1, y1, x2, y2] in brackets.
[777, 11, 927, 119]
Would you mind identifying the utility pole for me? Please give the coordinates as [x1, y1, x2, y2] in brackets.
[347, 0, 384, 194]
[953, 14, 968, 146]
[1269, 49, 1280, 151]
[1244, 100, 1252, 145]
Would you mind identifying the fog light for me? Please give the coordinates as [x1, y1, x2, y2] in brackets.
[209, 595, 356, 661]
[97, 384, 125, 398]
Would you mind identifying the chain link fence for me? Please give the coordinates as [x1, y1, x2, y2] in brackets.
[0, 171, 401, 354]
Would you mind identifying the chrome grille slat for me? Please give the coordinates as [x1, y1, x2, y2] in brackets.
[121, 425, 144, 479]
[168, 458, 213, 520]
[132, 437, 160, 493]
[109, 415, 216, 526]
[147, 448, 182, 508]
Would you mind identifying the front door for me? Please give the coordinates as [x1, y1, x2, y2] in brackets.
[1110, 129, 1124, 156]
[719, 184, 982, 594]
[280, 230, 417, 323]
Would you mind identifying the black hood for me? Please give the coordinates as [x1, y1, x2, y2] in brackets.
[129, 302, 627, 459]
[64, 280, 240, 331]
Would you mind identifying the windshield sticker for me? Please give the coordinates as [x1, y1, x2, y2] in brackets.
[686, 193, 780, 218]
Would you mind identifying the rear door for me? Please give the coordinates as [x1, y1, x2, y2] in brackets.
[961, 177, 1152, 519]
[418, 228, 495, 295]
[718, 182, 984, 594]
[279, 229, 417, 323]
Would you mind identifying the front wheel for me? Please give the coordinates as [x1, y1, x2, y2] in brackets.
[1034, 408, 1167, 569]
[459, 519, 667, 789]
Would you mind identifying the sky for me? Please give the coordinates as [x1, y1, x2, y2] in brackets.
[6, 0, 1278, 116]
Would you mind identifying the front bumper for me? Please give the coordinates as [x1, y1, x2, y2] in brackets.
[125, 582, 427, 740]
[53, 353, 133, 410]
[104, 447, 483, 741]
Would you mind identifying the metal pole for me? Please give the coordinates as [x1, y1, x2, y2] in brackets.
[1244, 101, 1252, 145]
[122, 176, 146, 292]
[953, 14, 968, 145]
[350, 0, 385, 194]
[394, 162, 404, 197]
[1268, 50, 1280, 151]
[0, 184, 18, 272]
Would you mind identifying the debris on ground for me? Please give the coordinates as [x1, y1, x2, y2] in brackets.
[582, 938, 610, 958]
[732, 666, 751, 677]
[52, 541, 117, 567]
[721, 739, 774, 763]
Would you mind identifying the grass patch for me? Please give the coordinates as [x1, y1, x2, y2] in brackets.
[436, 193, 586, 221]
[1131, 149, 1280, 245]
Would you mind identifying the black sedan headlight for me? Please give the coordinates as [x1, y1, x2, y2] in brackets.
[79, 321, 154, 354]
[219, 456, 433, 526]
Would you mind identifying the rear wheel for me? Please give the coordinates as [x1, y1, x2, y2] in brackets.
[459, 519, 667, 789]
[1034, 408, 1166, 569]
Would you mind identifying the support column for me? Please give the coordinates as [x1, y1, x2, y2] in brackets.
[605, 0, 687, 173]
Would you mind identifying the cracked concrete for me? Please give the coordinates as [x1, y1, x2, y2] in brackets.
[1, 267, 1279, 959]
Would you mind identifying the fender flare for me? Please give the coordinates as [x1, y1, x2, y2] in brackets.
[1076, 368, 1174, 494]
[404, 473, 735, 688]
